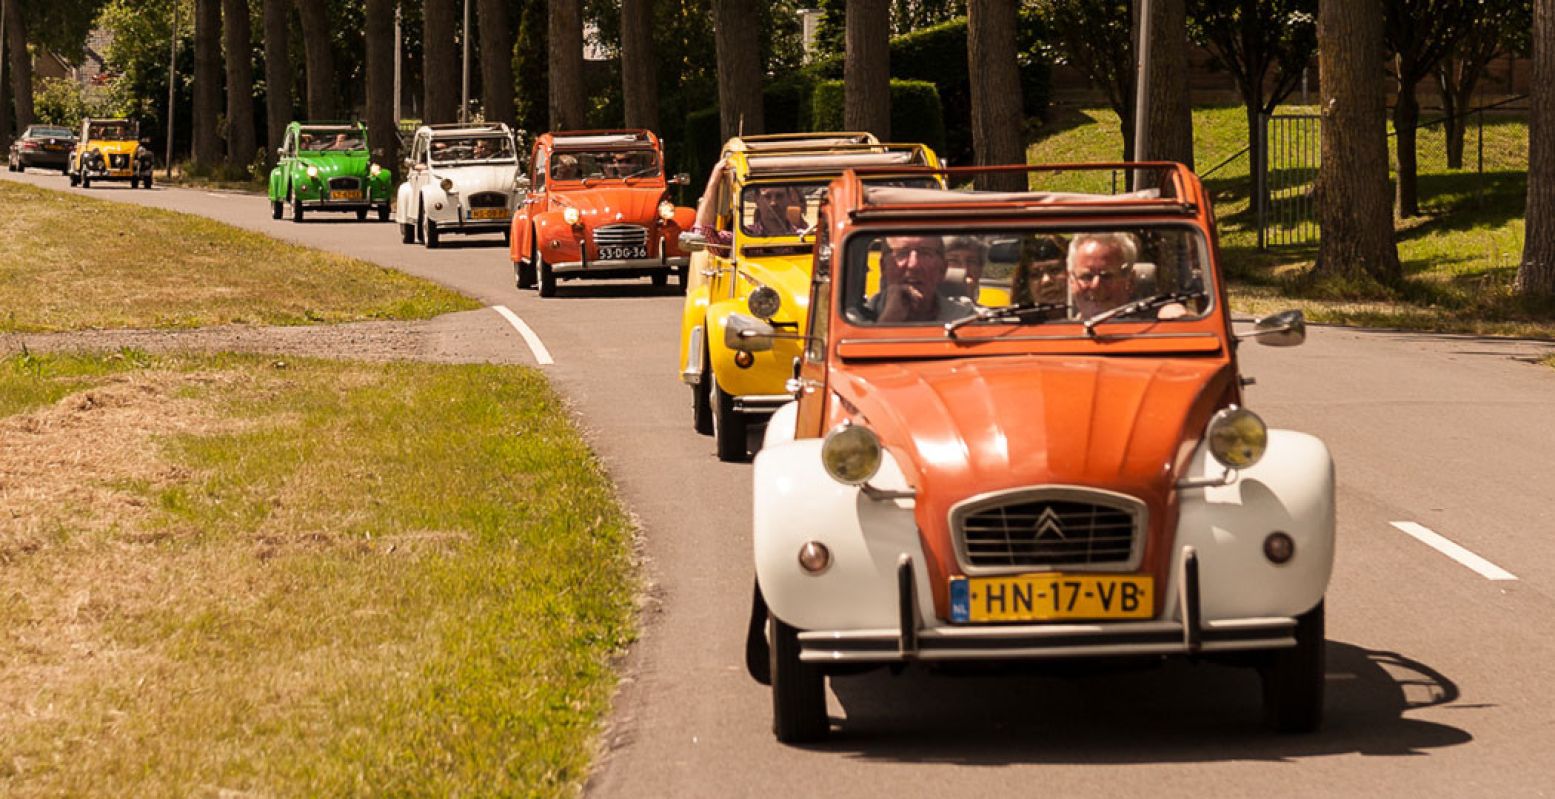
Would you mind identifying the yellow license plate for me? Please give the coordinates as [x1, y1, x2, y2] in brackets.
[949, 574, 1152, 622]
[332, 189, 363, 201]
[471, 207, 508, 220]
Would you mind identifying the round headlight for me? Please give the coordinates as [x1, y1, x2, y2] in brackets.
[821, 423, 882, 485]
[562, 207, 581, 226]
[369, 163, 382, 177]
[306, 165, 319, 178]
[748, 286, 781, 319]
[658, 200, 675, 220]
[1207, 406, 1267, 469]
[440, 177, 454, 192]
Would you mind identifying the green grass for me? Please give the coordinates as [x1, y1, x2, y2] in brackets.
[0, 352, 635, 797]
[1028, 105, 1549, 336]
[0, 181, 478, 332]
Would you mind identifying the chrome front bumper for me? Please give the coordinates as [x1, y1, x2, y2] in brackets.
[550, 255, 689, 275]
[797, 549, 1299, 663]
[731, 394, 793, 415]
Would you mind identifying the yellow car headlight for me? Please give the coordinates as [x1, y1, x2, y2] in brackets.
[658, 200, 675, 220]
[1206, 406, 1267, 470]
[562, 207, 581, 226]
[747, 286, 781, 320]
[821, 423, 882, 485]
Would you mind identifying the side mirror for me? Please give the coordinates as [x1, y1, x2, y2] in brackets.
[412, 162, 429, 173]
[678, 230, 708, 252]
[1243, 309, 1306, 347]
[672, 172, 691, 186]
[725, 313, 778, 353]
[514, 174, 532, 191]
[277, 146, 286, 156]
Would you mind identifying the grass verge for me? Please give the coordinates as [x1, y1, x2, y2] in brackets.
[1027, 105, 1550, 337]
[0, 180, 477, 332]
[0, 351, 635, 797]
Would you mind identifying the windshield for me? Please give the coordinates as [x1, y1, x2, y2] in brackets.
[840, 227, 1213, 327]
[548, 149, 660, 181]
[740, 177, 938, 239]
[430, 135, 516, 164]
[89, 123, 136, 141]
[31, 127, 72, 139]
[299, 129, 366, 152]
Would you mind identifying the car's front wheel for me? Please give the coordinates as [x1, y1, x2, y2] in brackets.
[401, 222, 415, 244]
[692, 332, 713, 436]
[769, 616, 827, 743]
[142, 172, 153, 189]
[651, 271, 669, 289]
[69, 170, 80, 187]
[355, 208, 368, 221]
[424, 218, 440, 249]
[129, 176, 139, 189]
[80, 172, 91, 188]
[272, 199, 283, 220]
[713, 384, 749, 462]
[1261, 601, 1325, 733]
[377, 204, 390, 222]
[290, 187, 305, 222]
[538, 257, 556, 298]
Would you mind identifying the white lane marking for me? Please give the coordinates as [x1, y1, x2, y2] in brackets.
[1390, 521, 1517, 581]
[492, 305, 555, 366]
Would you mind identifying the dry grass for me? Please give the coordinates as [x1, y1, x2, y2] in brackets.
[0, 181, 477, 333]
[0, 352, 635, 797]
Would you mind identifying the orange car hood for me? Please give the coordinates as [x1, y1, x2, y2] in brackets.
[549, 185, 666, 223]
[832, 354, 1235, 617]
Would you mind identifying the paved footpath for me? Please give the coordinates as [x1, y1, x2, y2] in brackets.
[10, 171, 1555, 797]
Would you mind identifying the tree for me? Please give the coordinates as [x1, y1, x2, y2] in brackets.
[479, 0, 516, 127]
[1187, 0, 1316, 187]
[263, 0, 292, 166]
[222, 0, 256, 170]
[1141, 0, 1193, 172]
[845, 0, 890, 139]
[1316, 0, 1401, 284]
[295, 0, 337, 118]
[1033, 0, 1134, 160]
[620, 0, 658, 131]
[1433, 0, 1530, 169]
[423, 0, 456, 122]
[968, 0, 1024, 189]
[193, 0, 223, 166]
[364, 0, 396, 177]
[1517, 0, 1554, 296]
[548, 0, 584, 128]
[5, 0, 34, 131]
[515, 0, 549, 134]
[1383, 0, 1478, 217]
[712, 0, 764, 140]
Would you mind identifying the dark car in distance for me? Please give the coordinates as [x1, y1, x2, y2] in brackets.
[8, 125, 76, 174]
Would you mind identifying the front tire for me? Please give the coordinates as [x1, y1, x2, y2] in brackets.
[272, 199, 284, 219]
[538, 258, 557, 298]
[377, 204, 390, 222]
[355, 208, 368, 221]
[517, 259, 537, 290]
[290, 187, 305, 222]
[652, 271, 669, 289]
[129, 176, 139, 189]
[69, 170, 80, 187]
[401, 222, 415, 244]
[692, 332, 713, 436]
[142, 172, 153, 189]
[1261, 601, 1325, 733]
[713, 384, 749, 462]
[80, 172, 91, 188]
[424, 218, 440, 249]
[769, 616, 828, 743]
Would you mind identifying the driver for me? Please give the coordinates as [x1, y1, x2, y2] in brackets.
[1067, 233, 1138, 318]
[749, 186, 804, 237]
[552, 154, 580, 180]
[472, 139, 493, 159]
[868, 236, 967, 323]
[330, 133, 351, 150]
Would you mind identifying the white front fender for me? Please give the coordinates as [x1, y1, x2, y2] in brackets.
[395, 181, 413, 224]
[421, 186, 454, 223]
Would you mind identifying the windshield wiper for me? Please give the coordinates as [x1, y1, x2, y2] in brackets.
[945, 302, 1069, 339]
[1081, 291, 1205, 338]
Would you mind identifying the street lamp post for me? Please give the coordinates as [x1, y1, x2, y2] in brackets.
[165, 2, 178, 178]
[393, 4, 402, 125]
[1132, 0, 1154, 189]
[460, 0, 470, 123]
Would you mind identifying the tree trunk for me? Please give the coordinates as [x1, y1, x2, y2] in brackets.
[514, 0, 549, 135]
[222, 0, 257, 171]
[479, 0, 516, 127]
[967, 0, 1025, 190]
[423, 0, 458, 122]
[263, 0, 292, 167]
[366, 0, 397, 177]
[548, 0, 585, 129]
[1246, 102, 1264, 197]
[295, 0, 336, 119]
[1517, 0, 1555, 296]
[1315, 0, 1401, 284]
[620, 0, 658, 131]
[0, 32, 10, 149]
[1140, 0, 1193, 188]
[193, 0, 224, 167]
[844, 0, 890, 140]
[5, 0, 33, 130]
[1393, 78, 1421, 216]
[712, 0, 764, 140]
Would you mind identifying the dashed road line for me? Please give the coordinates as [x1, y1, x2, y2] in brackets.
[492, 305, 555, 366]
[1390, 521, 1517, 581]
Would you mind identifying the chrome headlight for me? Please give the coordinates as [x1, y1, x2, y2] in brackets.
[1206, 406, 1267, 469]
[562, 207, 581, 226]
[821, 423, 882, 485]
[440, 177, 454, 192]
[747, 286, 781, 320]
[369, 163, 382, 177]
[658, 200, 675, 220]
[305, 165, 319, 178]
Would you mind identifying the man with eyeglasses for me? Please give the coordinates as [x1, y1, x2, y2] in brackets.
[870, 235, 966, 323]
[1067, 232, 1141, 318]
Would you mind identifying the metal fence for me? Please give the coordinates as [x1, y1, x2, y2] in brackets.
[1256, 113, 1321, 249]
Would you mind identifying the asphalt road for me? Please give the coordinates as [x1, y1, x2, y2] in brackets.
[11, 170, 1555, 797]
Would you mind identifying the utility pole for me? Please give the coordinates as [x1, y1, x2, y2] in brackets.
[1, 0, 8, 148]
[460, 0, 470, 123]
[1132, 0, 1154, 189]
[165, 2, 178, 177]
[393, 3, 402, 124]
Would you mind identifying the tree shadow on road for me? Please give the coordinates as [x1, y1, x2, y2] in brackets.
[817, 642, 1471, 764]
[546, 282, 687, 300]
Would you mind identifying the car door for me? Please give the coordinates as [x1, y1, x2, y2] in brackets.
[408, 134, 430, 217]
[794, 207, 833, 439]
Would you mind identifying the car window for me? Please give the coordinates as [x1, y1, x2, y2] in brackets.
[840, 227, 1212, 327]
[740, 182, 828, 238]
[548, 149, 659, 181]
[429, 135, 516, 164]
[299, 129, 365, 151]
[89, 123, 136, 141]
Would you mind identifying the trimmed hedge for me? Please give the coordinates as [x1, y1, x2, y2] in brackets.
[809, 79, 947, 154]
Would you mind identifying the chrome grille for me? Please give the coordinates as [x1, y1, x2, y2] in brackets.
[468, 191, 507, 208]
[954, 490, 1143, 571]
[328, 176, 360, 191]
[593, 223, 648, 247]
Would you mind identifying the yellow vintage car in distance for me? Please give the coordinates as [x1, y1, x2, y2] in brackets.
[677, 133, 941, 461]
[69, 118, 155, 189]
